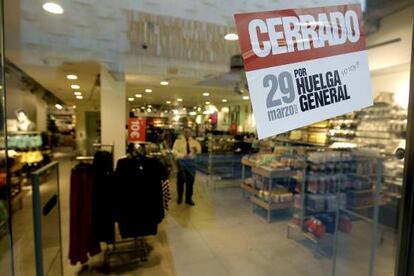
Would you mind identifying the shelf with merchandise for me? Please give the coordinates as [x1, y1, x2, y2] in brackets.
[249, 165, 303, 222]
[287, 150, 383, 256]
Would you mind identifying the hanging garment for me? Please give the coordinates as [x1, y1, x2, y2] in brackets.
[69, 163, 101, 265]
[92, 150, 115, 244]
[114, 155, 168, 238]
[162, 180, 171, 211]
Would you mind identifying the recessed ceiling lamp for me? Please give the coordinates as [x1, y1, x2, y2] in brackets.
[42, 2, 64, 14]
[224, 33, 239, 41]
[55, 104, 63, 110]
[189, 111, 197, 116]
[145, 89, 152, 93]
[71, 84, 80, 89]
[147, 108, 152, 112]
[166, 101, 171, 104]
[76, 95, 83, 100]
[73, 105, 76, 109]
[177, 98, 183, 102]
[66, 74, 77, 80]
[74, 91, 82, 96]
[160, 81, 169, 86]
[135, 94, 142, 98]
[222, 99, 228, 103]
[202, 92, 210, 97]
[205, 101, 211, 105]
[242, 96, 250, 100]
[128, 97, 134, 102]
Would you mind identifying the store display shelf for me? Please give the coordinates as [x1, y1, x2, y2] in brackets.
[346, 189, 373, 195]
[348, 203, 378, 211]
[275, 138, 325, 147]
[8, 131, 41, 135]
[385, 192, 401, 199]
[241, 159, 257, 167]
[354, 135, 391, 140]
[250, 196, 293, 211]
[348, 173, 377, 179]
[306, 206, 336, 213]
[240, 182, 257, 195]
[384, 180, 402, 187]
[252, 167, 297, 178]
[287, 223, 333, 244]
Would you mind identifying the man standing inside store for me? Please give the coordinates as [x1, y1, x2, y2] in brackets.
[173, 127, 201, 206]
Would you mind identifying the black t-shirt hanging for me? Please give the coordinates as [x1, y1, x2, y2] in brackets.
[114, 155, 168, 238]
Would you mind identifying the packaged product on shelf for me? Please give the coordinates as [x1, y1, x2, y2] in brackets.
[304, 217, 326, 238]
[339, 215, 353, 233]
[315, 214, 335, 234]
[244, 177, 254, 186]
[307, 194, 325, 211]
[294, 194, 302, 209]
[292, 213, 301, 227]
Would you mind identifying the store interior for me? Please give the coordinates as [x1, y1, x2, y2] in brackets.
[0, 0, 413, 276]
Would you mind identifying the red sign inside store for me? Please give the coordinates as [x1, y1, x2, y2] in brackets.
[128, 118, 146, 142]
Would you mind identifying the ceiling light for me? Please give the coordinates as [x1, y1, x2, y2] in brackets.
[202, 92, 210, 97]
[177, 98, 183, 102]
[173, 109, 179, 115]
[242, 96, 250, 100]
[73, 105, 76, 109]
[128, 97, 134, 102]
[147, 105, 152, 108]
[66, 74, 77, 80]
[55, 104, 63, 110]
[71, 84, 80, 89]
[224, 33, 239, 41]
[74, 91, 82, 96]
[135, 94, 142, 98]
[166, 101, 171, 104]
[160, 81, 169, 86]
[145, 89, 152, 93]
[76, 95, 83, 100]
[205, 101, 210, 105]
[42, 2, 64, 14]
[189, 111, 197, 116]
[222, 99, 228, 103]
[147, 108, 152, 112]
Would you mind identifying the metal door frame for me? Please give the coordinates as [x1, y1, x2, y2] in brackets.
[396, 18, 414, 276]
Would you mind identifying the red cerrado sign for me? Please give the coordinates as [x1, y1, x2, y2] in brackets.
[128, 118, 146, 142]
[234, 4, 372, 139]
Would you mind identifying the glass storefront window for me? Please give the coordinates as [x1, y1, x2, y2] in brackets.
[1, 0, 414, 275]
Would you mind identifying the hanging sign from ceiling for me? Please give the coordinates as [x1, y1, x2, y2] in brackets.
[234, 4, 372, 139]
[128, 118, 146, 142]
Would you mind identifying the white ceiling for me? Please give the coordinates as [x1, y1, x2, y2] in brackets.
[4, 0, 360, 107]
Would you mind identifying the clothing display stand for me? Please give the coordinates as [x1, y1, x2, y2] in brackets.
[94, 144, 150, 269]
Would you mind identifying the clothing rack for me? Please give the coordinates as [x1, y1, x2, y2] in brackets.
[73, 143, 156, 273]
[75, 156, 94, 162]
[101, 143, 150, 270]
[102, 237, 149, 271]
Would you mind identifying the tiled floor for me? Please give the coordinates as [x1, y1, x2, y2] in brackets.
[10, 152, 398, 276]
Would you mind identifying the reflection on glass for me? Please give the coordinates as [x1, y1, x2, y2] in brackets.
[31, 163, 62, 276]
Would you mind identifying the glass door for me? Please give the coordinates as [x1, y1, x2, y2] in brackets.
[0, 0, 14, 274]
